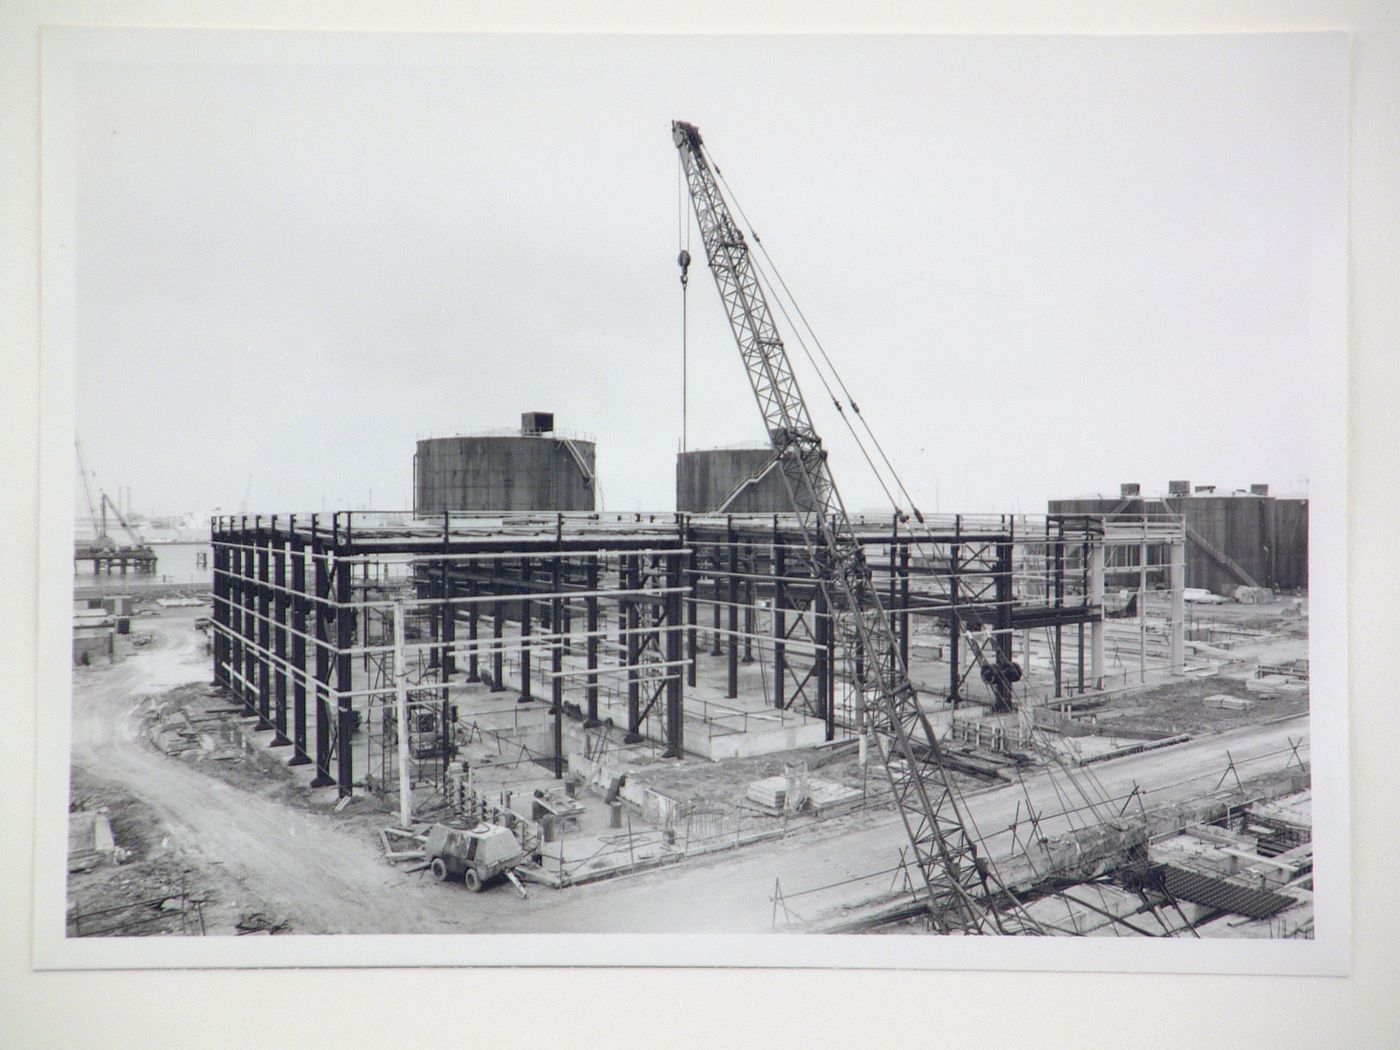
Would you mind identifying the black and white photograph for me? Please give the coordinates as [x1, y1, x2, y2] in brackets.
[26, 24, 1353, 978]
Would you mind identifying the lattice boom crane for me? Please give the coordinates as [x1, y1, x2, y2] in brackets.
[672, 119, 1034, 934]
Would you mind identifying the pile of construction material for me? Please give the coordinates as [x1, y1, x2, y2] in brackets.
[746, 776, 788, 810]
[1076, 734, 1191, 767]
[142, 693, 247, 761]
[1203, 694, 1253, 711]
[67, 809, 130, 872]
[1233, 586, 1276, 605]
[1247, 672, 1308, 697]
[745, 770, 861, 817]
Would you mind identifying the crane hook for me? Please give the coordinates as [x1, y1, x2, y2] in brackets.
[677, 248, 691, 286]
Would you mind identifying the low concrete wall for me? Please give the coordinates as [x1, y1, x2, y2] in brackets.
[1031, 708, 1097, 738]
[692, 716, 828, 761]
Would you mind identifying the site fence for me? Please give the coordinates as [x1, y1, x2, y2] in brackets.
[67, 873, 207, 937]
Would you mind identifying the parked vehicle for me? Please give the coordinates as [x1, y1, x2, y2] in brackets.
[423, 822, 527, 896]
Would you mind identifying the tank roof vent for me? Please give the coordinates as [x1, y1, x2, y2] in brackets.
[521, 411, 555, 435]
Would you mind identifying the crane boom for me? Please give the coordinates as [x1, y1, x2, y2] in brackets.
[673, 120, 1032, 933]
[101, 490, 145, 549]
[75, 438, 101, 543]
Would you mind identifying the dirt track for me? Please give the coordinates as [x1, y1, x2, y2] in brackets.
[69, 612, 464, 934]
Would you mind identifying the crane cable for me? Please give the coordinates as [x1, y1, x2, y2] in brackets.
[712, 150, 1094, 745]
[712, 150, 1059, 719]
[708, 152, 929, 524]
[746, 239, 906, 515]
[701, 150, 905, 516]
[678, 154, 693, 453]
[706, 148, 1125, 869]
[699, 145, 1063, 935]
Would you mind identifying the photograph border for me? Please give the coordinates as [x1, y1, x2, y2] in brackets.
[29, 23, 1350, 977]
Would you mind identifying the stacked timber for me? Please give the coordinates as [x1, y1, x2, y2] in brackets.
[746, 776, 786, 810]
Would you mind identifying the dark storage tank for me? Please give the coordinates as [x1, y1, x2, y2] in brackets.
[1048, 485, 1309, 594]
[676, 447, 789, 513]
[415, 414, 596, 514]
[1270, 497, 1309, 591]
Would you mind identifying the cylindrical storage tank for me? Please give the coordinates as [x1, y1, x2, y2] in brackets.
[1269, 498, 1309, 590]
[676, 447, 789, 514]
[1181, 496, 1272, 595]
[415, 431, 596, 514]
[1047, 490, 1309, 595]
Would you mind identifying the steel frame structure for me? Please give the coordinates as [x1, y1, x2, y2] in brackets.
[210, 510, 1123, 799]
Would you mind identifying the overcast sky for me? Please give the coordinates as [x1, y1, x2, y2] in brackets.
[69, 32, 1346, 518]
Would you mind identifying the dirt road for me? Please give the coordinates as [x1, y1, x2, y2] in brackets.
[69, 611, 1308, 935]
[70, 612, 463, 934]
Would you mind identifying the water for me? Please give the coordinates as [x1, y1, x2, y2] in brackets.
[73, 541, 213, 588]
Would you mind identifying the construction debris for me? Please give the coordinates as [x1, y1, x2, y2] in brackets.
[67, 810, 129, 872]
[236, 911, 289, 935]
[1204, 694, 1253, 711]
[1232, 586, 1276, 605]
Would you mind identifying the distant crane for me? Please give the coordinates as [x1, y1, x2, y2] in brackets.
[75, 435, 156, 573]
[97, 489, 147, 551]
[75, 438, 102, 544]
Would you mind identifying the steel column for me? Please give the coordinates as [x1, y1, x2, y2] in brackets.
[465, 578, 480, 682]
[551, 555, 564, 778]
[773, 540, 787, 710]
[624, 554, 642, 743]
[289, 519, 311, 766]
[899, 540, 911, 671]
[310, 521, 334, 788]
[727, 522, 739, 698]
[817, 587, 832, 740]
[491, 596, 505, 691]
[241, 518, 256, 716]
[519, 557, 533, 701]
[335, 552, 354, 797]
[993, 539, 1014, 713]
[271, 518, 291, 746]
[948, 541, 961, 708]
[665, 552, 684, 757]
[585, 555, 600, 725]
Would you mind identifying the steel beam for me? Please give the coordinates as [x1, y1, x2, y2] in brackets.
[289, 519, 311, 766]
[310, 521, 334, 789]
[271, 518, 291, 746]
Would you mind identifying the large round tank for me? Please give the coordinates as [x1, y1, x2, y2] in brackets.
[1048, 486, 1309, 593]
[676, 447, 789, 514]
[415, 418, 596, 513]
[1270, 498, 1309, 590]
